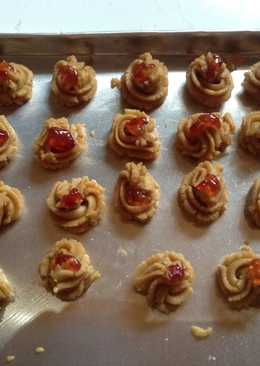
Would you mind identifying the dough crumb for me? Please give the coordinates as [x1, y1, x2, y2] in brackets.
[5, 355, 15, 363]
[35, 346, 45, 354]
[191, 325, 213, 339]
[90, 130, 96, 138]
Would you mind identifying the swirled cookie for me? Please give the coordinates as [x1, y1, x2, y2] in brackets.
[176, 112, 235, 161]
[0, 181, 24, 228]
[134, 251, 194, 313]
[0, 59, 33, 106]
[114, 162, 160, 223]
[39, 238, 100, 301]
[246, 178, 260, 227]
[34, 117, 86, 170]
[178, 161, 228, 224]
[217, 246, 260, 308]
[51, 55, 97, 107]
[47, 177, 105, 233]
[243, 61, 260, 99]
[186, 52, 233, 107]
[108, 109, 160, 160]
[239, 111, 260, 157]
[0, 268, 14, 307]
[0, 115, 18, 167]
[111, 52, 168, 111]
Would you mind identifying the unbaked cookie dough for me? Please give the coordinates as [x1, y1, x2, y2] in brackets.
[246, 178, 260, 227]
[34, 117, 86, 170]
[111, 52, 168, 111]
[186, 52, 233, 107]
[114, 162, 160, 223]
[178, 161, 228, 224]
[134, 251, 194, 313]
[39, 238, 100, 301]
[51, 55, 97, 107]
[108, 109, 160, 160]
[0, 115, 18, 167]
[0, 181, 24, 228]
[0, 268, 14, 307]
[176, 112, 235, 161]
[217, 246, 260, 308]
[47, 177, 105, 233]
[243, 61, 260, 100]
[239, 111, 260, 157]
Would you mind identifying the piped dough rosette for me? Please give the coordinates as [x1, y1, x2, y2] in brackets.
[243, 61, 260, 99]
[0, 115, 18, 167]
[246, 178, 260, 227]
[34, 117, 86, 170]
[178, 161, 228, 224]
[0, 268, 14, 307]
[108, 109, 160, 160]
[239, 111, 260, 157]
[176, 112, 235, 161]
[217, 246, 260, 308]
[134, 251, 194, 313]
[0, 181, 24, 228]
[186, 52, 233, 107]
[114, 162, 160, 223]
[111, 52, 168, 111]
[0, 59, 33, 106]
[51, 55, 97, 107]
[47, 177, 105, 233]
[39, 238, 100, 301]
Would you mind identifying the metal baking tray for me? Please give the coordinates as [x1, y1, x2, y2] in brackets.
[1, 32, 260, 366]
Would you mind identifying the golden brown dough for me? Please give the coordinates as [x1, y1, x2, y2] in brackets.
[0, 115, 18, 167]
[217, 246, 260, 309]
[114, 162, 160, 223]
[0, 181, 24, 228]
[246, 178, 260, 227]
[0, 268, 14, 307]
[51, 55, 97, 107]
[47, 177, 105, 233]
[186, 52, 233, 107]
[178, 161, 228, 224]
[0, 60, 33, 106]
[243, 61, 260, 100]
[111, 52, 168, 111]
[239, 111, 260, 157]
[39, 238, 100, 301]
[176, 112, 235, 161]
[134, 251, 194, 313]
[108, 109, 160, 160]
[34, 117, 86, 170]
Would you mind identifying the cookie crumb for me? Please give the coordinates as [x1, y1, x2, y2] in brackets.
[6, 355, 15, 363]
[208, 354, 216, 361]
[90, 130, 96, 138]
[35, 346, 45, 354]
[191, 325, 213, 339]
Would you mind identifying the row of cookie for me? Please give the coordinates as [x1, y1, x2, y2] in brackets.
[1, 52, 260, 111]
[1, 241, 259, 313]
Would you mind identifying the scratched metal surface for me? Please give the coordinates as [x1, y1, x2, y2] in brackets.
[0, 33, 260, 366]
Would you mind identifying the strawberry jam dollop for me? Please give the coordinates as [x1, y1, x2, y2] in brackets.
[248, 259, 260, 287]
[0, 129, 8, 146]
[167, 264, 185, 283]
[57, 64, 78, 89]
[53, 252, 81, 272]
[59, 188, 83, 210]
[188, 113, 221, 142]
[132, 62, 155, 86]
[124, 117, 148, 137]
[0, 61, 13, 83]
[125, 183, 152, 206]
[200, 54, 224, 83]
[193, 174, 221, 201]
[45, 127, 75, 153]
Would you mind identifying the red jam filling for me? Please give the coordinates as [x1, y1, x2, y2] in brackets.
[248, 259, 260, 287]
[200, 53, 224, 83]
[193, 174, 221, 199]
[45, 127, 75, 153]
[188, 113, 221, 142]
[0, 61, 13, 82]
[125, 183, 152, 206]
[167, 264, 185, 283]
[0, 129, 8, 146]
[132, 62, 155, 86]
[124, 117, 148, 137]
[53, 253, 81, 272]
[59, 188, 83, 210]
[57, 64, 78, 88]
